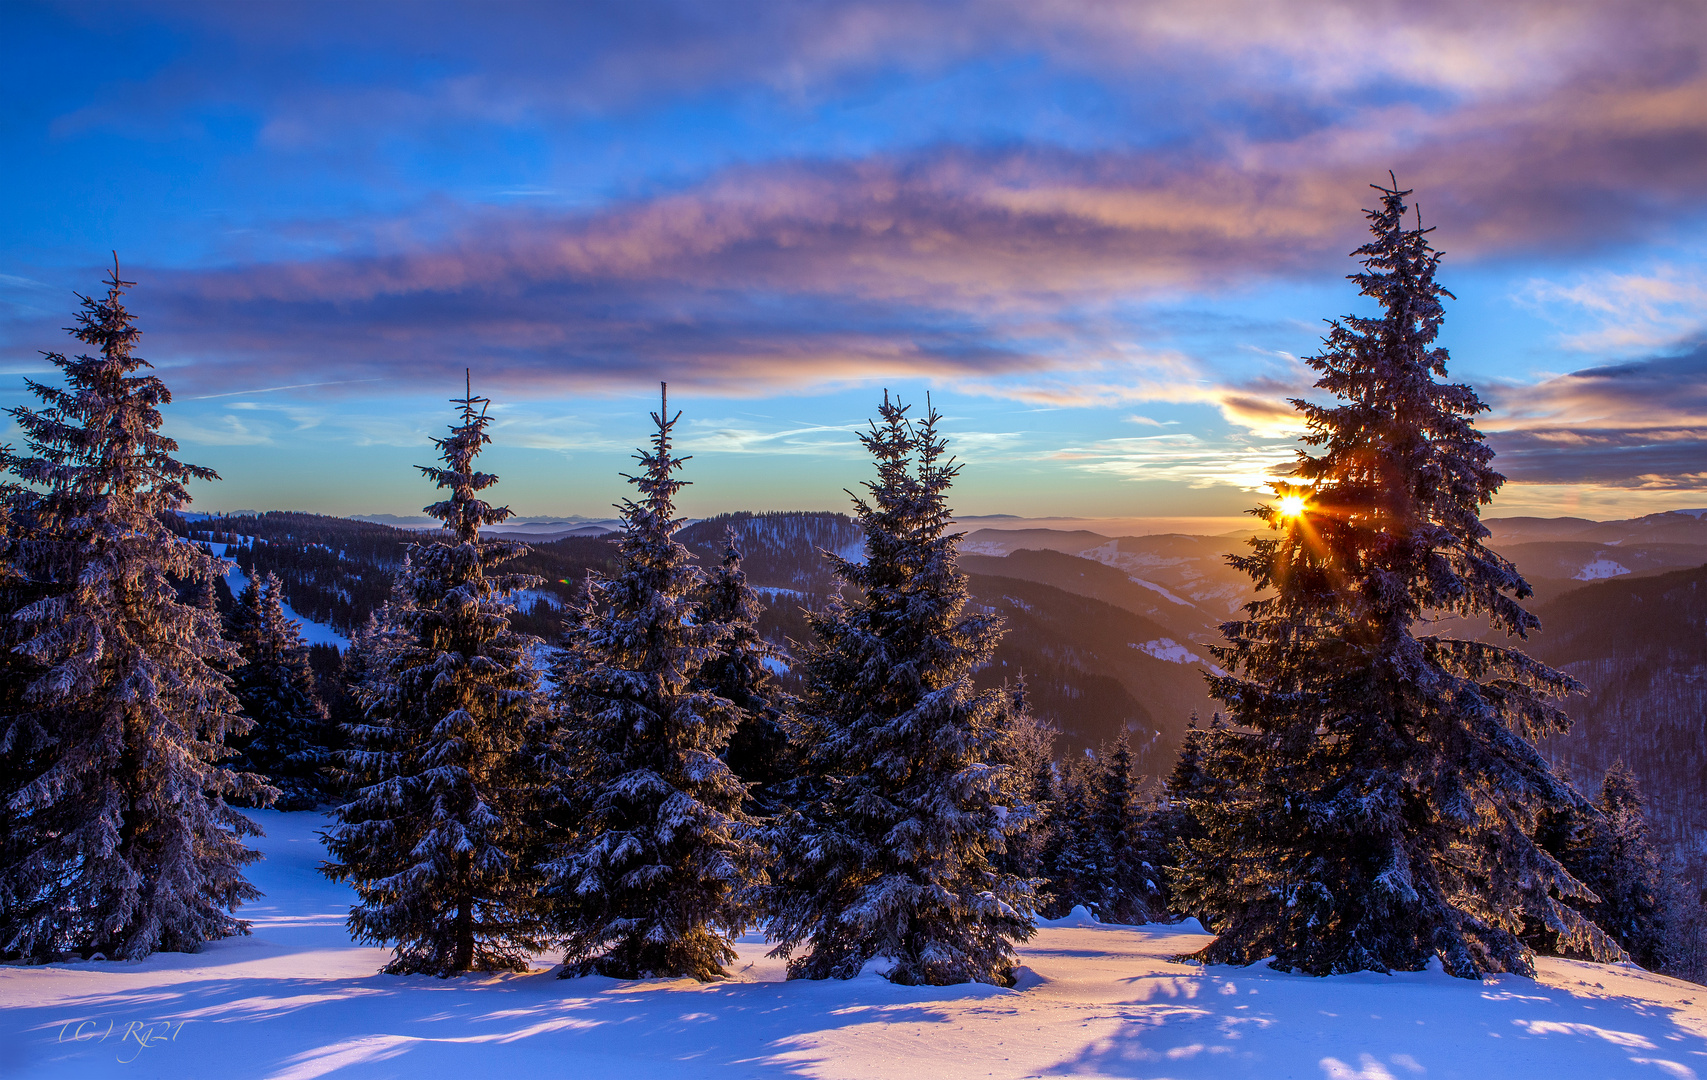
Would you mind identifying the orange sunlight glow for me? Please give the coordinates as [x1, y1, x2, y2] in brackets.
[1277, 494, 1308, 519]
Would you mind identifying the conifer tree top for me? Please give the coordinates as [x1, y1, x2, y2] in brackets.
[8, 256, 215, 515]
[620, 381, 689, 543]
[419, 370, 511, 545]
[1260, 177, 1534, 635]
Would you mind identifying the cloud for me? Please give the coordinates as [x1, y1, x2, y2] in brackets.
[1047, 430, 1301, 492]
[11, 0, 1707, 503]
[1487, 345, 1707, 430]
[1518, 264, 1707, 353]
[65, 1, 1705, 130]
[164, 413, 276, 447]
[72, 78, 1698, 404]
[1484, 344, 1707, 488]
[674, 415, 869, 458]
[1489, 428, 1707, 490]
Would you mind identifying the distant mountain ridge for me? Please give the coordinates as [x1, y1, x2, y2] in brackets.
[169, 507, 1707, 850]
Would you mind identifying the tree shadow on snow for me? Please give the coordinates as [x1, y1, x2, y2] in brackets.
[7, 962, 1018, 1079]
[1040, 960, 1707, 1080]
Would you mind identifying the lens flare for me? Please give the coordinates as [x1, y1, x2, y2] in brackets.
[1277, 494, 1307, 519]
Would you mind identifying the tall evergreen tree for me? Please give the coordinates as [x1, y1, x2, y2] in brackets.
[545, 385, 763, 981]
[0, 262, 266, 963]
[767, 394, 1035, 986]
[699, 527, 792, 813]
[1170, 181, 1617, 977]
[228, 571, 330, 810]
[322, 382, 549, 976]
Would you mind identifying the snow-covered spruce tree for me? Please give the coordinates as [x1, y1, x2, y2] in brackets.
[1170, 180, 1617, 978]
[345, 572, 417, 716]
[1088, 737, 1153, 925]
[988, 677, 1055, 883]
[322, 384, 549, 976]
[0, 262, 267, 963]
[699, 526, 793, 813]
[767, 394, 1035, 985]
[1031, 740, 1151, 923]
[0, 476, 44, 957]
[227, 571, 330, 810]
[323, 581, 414, 802]
[1036, 763, 1098, 919]
[1661, 860, 1707, 983]
[546, 385, 763, 981]
[1566, 762, 1669, 969]
[1143, 713, 1219, 922]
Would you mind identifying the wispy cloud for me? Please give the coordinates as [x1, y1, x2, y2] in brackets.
[1518, 264, 1707, 353]
[1049, 430, 1301, 492]
[189, 378, 384, 400]
[75, 68, 1700, 406]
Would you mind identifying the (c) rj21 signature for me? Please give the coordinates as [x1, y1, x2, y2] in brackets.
[58, 1018, 190, 1063]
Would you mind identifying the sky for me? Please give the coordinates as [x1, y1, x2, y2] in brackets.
[2, 0, 1705, 525]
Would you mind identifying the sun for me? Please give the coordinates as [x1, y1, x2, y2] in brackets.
[1276, 494, 1308, 519]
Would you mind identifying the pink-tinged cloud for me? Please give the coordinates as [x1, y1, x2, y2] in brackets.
[1484, 345, 1707, 488]
[78, 1, 1706, 134]
[108, 86, 1705, 398]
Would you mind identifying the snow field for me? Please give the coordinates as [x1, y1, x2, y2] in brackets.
[1, 811, 1704, 1079]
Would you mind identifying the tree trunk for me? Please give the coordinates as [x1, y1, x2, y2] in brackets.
[453, 852, 474, 972]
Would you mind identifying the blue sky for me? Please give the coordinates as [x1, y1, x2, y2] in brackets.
[3, 0, 1705, 523]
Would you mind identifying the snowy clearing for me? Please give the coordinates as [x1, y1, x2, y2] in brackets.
[1575, 559, 1632, 581]
[2, 811, 1704, 1079]
[1132, 638, 1202, 664]
[222, 565, 350, 650]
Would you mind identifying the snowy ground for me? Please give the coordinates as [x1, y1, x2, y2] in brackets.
[220, 563, 350, 650]
[3, 813, 1705, 1079]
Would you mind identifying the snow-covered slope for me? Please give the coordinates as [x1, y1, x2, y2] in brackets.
[223, 563, 349, 650]
[1576, 558, 1632, 581]
[3, 812, 1703, 1078]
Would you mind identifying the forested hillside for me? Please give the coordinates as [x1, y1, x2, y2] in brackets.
[167, 511, 620, 638]
[677, 510, 863, 592]
[167, 512, 414, 633]
[1531, 563, 1707, 851]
